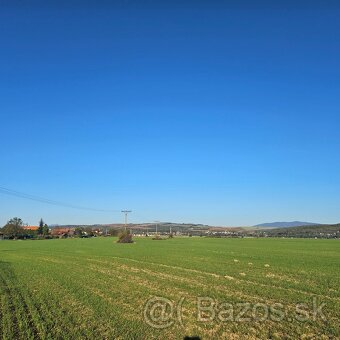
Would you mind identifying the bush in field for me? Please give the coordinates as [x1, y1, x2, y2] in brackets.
[117, 229, 133, 243]
[152, 235, 166, 240]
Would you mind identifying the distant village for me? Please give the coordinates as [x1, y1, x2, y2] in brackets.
[0, 222, 243, 239]
[1, 217, 339, 240]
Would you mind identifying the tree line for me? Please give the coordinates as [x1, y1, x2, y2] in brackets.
[0, 217, 124, 240]
[0, 217, 50, 239]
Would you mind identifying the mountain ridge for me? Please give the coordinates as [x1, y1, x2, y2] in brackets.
[253, 221, 320, 228]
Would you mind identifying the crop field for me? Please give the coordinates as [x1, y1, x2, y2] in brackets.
[0, 237, 339, 339]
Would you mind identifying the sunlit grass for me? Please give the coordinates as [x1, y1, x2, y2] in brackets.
[0, 237, 339, 339]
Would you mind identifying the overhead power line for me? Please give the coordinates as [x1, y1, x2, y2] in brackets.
[0, 185, 120, 213]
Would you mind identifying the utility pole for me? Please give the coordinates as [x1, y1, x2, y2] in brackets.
[154, 220, 160, 235]
[121, 210, 132, 231]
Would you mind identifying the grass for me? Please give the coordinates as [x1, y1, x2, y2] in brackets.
[0, 237, 339, 339]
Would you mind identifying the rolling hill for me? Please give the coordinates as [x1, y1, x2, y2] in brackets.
[253, 221, 319, 228]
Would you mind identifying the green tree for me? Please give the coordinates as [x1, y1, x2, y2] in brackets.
[8, 217, 24, 227]
[2, 217, 24, 239]
[42, 224, 49, 236]
[74, 227, 84, 237]
[37, 218, 44, 235]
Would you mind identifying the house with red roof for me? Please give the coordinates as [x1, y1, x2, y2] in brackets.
[22, 226, 39, 231]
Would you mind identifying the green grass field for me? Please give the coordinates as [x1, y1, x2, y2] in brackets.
[0, 237, 339, 339]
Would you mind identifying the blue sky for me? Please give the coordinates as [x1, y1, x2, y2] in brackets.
[1, 2, 339, 226]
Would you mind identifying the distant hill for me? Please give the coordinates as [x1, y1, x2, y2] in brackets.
[260, 223, 340, 238]
[253, 221, 319, 228]
[51, 223, 214, 233]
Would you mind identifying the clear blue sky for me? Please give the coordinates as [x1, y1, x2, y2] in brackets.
[1, 1, 339, 226]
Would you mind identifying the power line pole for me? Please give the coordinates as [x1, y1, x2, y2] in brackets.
[154, 220, 160, 235]
[121, 210, 132, 231]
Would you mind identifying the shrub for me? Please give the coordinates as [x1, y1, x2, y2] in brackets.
[117, 230, 134, 243]
[152, 235, 166, 240]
